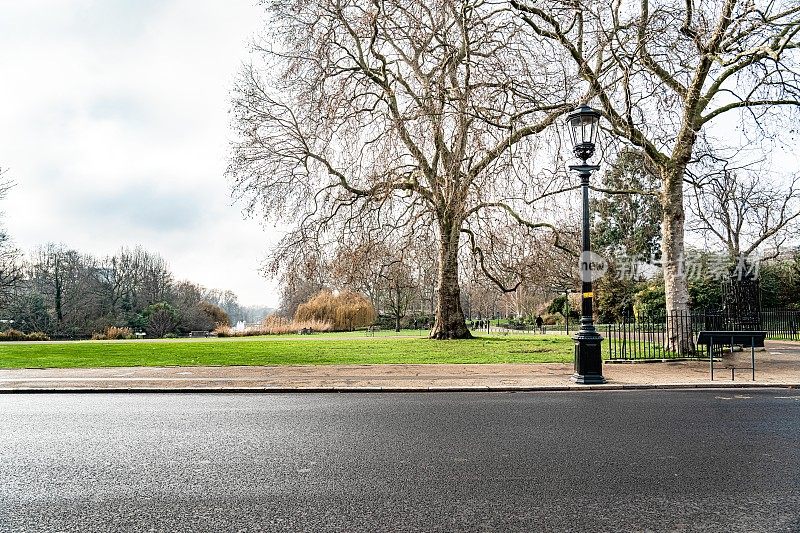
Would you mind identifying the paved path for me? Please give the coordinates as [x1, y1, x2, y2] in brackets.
[1, 390, 798, 532]
[0, 341, 797, 391]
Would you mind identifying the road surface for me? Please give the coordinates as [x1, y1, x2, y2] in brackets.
[1, 390, 798, 532]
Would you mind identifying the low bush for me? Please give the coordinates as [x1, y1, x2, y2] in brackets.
[215, 327, 232, 337]
[542, 314, 561, 326]
[0, 329, 28, 341]
[91, 326, 135, 340]
[503, 318, 531, 330]
[214, 318, 334, 337]
[142, 302, 179, 338]
[108, 326, 134, 340]
[0, 329, 51, 341]
[113, 327, 134, 340]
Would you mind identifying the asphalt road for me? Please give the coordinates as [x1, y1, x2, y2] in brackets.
[0, 390, 798, 532]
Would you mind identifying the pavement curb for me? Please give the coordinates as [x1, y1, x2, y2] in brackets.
[0, 383, 797, 393]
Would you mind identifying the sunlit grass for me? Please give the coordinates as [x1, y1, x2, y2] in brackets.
[0, 334, 575, 369]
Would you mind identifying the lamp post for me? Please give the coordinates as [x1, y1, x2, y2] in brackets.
[567, 104, 606, 384]
[563, 288, 573, 335]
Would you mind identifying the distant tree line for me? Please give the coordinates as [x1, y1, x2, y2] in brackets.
[0, 243, 270, 338]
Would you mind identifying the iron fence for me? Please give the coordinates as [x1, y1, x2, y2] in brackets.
[760, 309, 800, 341]
[606, 308, 800, 360]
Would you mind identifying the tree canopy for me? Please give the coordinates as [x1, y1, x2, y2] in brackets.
[228, 0, 585, 338]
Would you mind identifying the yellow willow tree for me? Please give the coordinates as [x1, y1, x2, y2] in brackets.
[514, 0, 800, 349]
[295, 290, 377, 331]
[228, 0, 582, 339]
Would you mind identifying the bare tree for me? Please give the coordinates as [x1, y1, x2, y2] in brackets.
[515, 0, 800, 347]
[28, 245, 106, 335]
[203, 288, 245, 325]
[228, 0, 580, 338]
[329, 227, 439, 331]
[378, 260, 416, 332]
[330, 242, 384, 311]
[689, 170, 800, 259]
[97, 246, 174, 318]
[461, 274, 501, 321]
[0, 175, 22, 308]
[0, 247, 22, 309]
[273, 248, 329, 318]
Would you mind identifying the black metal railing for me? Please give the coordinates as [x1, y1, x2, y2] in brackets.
[606, 308, 799, 360]
[760, 309, 800, 341]
[606, 311, 693, 360]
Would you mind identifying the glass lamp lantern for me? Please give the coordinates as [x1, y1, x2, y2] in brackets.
[567, 104, 601, 161]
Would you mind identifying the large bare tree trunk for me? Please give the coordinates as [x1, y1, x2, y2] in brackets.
[661, 166, 693, 353]
[430, 221, 472, 340]
[661, 168, 689, 314]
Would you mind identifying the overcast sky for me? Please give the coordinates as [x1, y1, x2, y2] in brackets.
[0, 0, 282, 307]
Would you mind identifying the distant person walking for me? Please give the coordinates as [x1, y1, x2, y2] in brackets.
[535, 315, 544, 334]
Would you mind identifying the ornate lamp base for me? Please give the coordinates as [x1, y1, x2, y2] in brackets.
[571, 330, 606, 384]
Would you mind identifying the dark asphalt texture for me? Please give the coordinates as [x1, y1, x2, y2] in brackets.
[0, 390, 798, 532]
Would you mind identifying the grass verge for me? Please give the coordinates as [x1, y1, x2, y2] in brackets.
[0, 334, 574, 369]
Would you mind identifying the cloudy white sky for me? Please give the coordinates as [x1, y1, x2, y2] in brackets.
[0, 0, 282, 307]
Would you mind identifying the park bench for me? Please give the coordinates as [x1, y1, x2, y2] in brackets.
[696, 330, 766, 381]
[189, 330, 209, 338]
[298, 328, 313, 335]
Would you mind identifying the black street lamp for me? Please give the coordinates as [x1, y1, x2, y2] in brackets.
[567, 104, 606, 384]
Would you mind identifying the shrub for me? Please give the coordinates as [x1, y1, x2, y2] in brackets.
[634, 281, 666, 318]
[541, 314, 560, 326]
[108, 326, 134, 340]
[260, 315, 333, 334]
[164, 332, 178, 339]
[142, 302, 179, 338]
[176, 303, 217, 334]
[295, 290, 376, 331]
[0, 329, 50, 341]
[24, 332, 51, 341]
[213, 317, 334, 337]
[92, 326, 135, 341]
[0, 329, 27, 341]
[215, 326, 233, 337]
[198, 302, 230, 327]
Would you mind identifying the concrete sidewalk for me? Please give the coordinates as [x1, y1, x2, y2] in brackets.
[1, 340, 798, 392]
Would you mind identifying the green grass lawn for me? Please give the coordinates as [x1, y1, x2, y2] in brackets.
[318, 328, 430, 337]
[0, 334, 575, 369]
